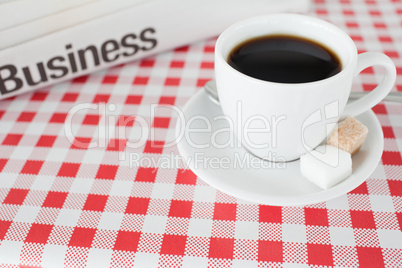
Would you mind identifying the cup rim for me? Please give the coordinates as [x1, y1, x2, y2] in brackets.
[215, 13, 357, 87]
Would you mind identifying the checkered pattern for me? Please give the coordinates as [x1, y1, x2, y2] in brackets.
[1, 0, 402, 267]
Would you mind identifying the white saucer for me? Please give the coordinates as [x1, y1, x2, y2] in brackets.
[176, 90, 384, 206]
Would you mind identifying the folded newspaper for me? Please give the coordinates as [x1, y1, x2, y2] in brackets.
[0, 0, 310, 99]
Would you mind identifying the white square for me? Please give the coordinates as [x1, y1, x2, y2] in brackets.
[193, 185, 216, 202]
[142, 215, 167, 234]
[188, 218, 212, 237]
[41, 244, 68, 268]
[370, 195, 395, 212]
[133, 252, 160, 268]
[151, 183, 174, 199]
[82, 149, 105, 164]
[325, 194, 349, 210]
[25, 122, 47, 135]
[182, 256, 209, 268]
[377, 229, 402, 249]
[14, 205, 40, 223]
[0, 121, 14, 135]
[86, 248, 113, 268]
[46, 148, 69, 162]
[329, 227, 355, 246]
[69, 178, 94, 194]
[97, 212, 124, 230]
[0, 173, 18, 188]
[55, 209, 81, 227]
[235, 221, 259, 240]
[10, 146, 34, 160]
[30, 175, 55, 191]
[109, 180, 133, 197]
[282, 224, 306, 243]
[232, 260, 258, 268]
[0, 241, 24, 265]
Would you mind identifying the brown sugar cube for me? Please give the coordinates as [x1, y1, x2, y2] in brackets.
[327, 117, 368, 156]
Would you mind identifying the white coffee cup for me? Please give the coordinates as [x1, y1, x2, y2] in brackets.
[214, 13, 396, 162]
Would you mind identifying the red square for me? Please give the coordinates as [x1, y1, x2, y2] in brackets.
[388, 180, 402, 197]
[258, 241, 283, 262]
[385, 50, 399, 58]
[3, 189, 29, 205]
[102, 76, 118, 84]
[196, 78, 210, 87]
[379, 36, 392, 42]
[31, 92, 48, 101]
[133, 76, 149, 85]
[342, 9, 354, 15]
[2, 134, 22, 145]
[208, 237, 234, 259]
[169, 200, 193, 218]
[17, 112, 35, 122]
[0, 110, 4, 120]
[0, 159, 7, 172]
[72, 75, 89, 83]
[160, 234, 187, 255]
[93, 94, 110, 103]
[349, 182, 368, 194]
[175, 45, 189, 52]
[363, 84, 376, 92]
[82, 114, 100, 125]
[176, 169, 197, 185]
[382, 152, 402, 166]
[70, 137, 92, 150]
[114, 231, 141, 252]
[135, 167, 157, 182]
[25, 224, 53, 243]
[372, 103, 387, 114]
[350, 210, 376, 229]
[125, 197, 150, 215]
[116, 115, 135, 127]
[350, 35, 364, 42]
[159, 96, 175, 105]
[36, 135, 57, 147]
[374, 22, 386, 29]
[307, 244, 333, 266]
[213, 203, 236, 221]
[170, 61, 185, 68]
[68, 227, 96, 247]
[62, 93, 79, 102]
[164, 77, 180, 86]
[83, 194, 108, 212]
[140, 59, 155, 67]
[204, 46, 214, 53]
[125, 95, 143, 105]
[396, 212, 402, 230]
[356, 247, 384, 267]
[382, 126, 395, 139]
[144, 140, 164, 154]
[152, 117, 170, 128]
[346, 21, 359, 28]
[21, 160, 44, 175]
[95, 165, 119, 180]
[304, 208, 329, 226]
[0, 220, 12, 240]
[259, 205, 282, 223]
[107, 139, 127, 152]
[57, 163, 80, 177]
[49, 113, 67, 123]
[200, 61, 214, 69]
[42, 191, 68, 208]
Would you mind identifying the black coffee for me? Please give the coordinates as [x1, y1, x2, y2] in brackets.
[227, 35, 341, 83]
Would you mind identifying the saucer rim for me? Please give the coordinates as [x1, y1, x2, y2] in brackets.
[176, 90, 384, 206]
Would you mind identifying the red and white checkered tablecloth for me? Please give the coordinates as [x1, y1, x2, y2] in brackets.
[1, 0, 402, 267]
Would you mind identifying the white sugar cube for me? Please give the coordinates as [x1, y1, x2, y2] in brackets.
[300, 145, 352, 189]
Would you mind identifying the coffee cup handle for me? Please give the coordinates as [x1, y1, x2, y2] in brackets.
[341, 52, 396, 120]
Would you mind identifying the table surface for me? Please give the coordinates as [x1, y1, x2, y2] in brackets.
[1, 0, 402, 267]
